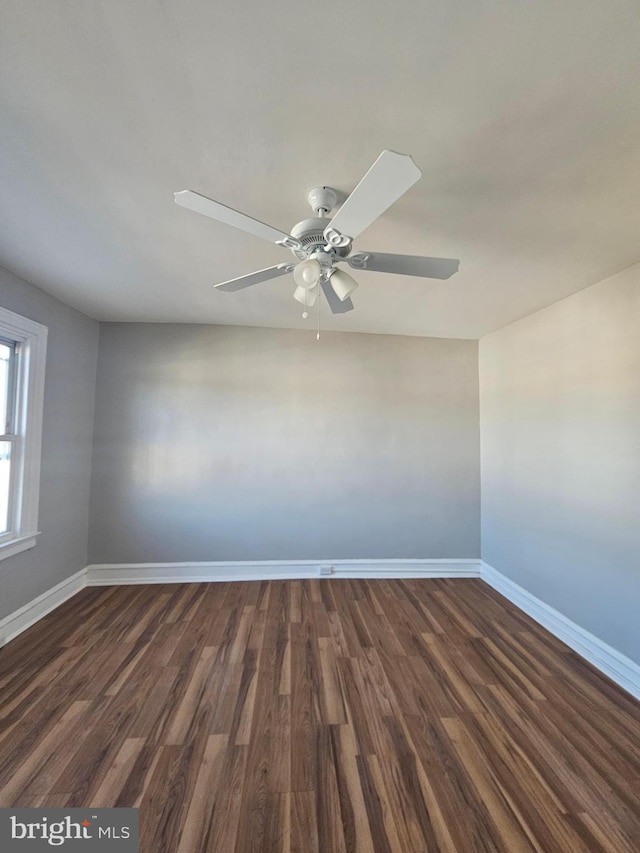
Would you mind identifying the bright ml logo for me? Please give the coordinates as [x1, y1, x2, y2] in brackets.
[0, 809, 138, 851]
[10, 815, 93, 845]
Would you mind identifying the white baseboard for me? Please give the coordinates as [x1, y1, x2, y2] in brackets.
[0, 567, 87, 647]
[0, 559, 479, 648]
[85, 558, 481, 586]
[481, 561, 640, 702]
[4, 558, 638, 704]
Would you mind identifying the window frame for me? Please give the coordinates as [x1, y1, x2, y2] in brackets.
[0, 306, 47, 561]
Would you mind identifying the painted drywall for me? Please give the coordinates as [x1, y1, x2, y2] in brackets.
[480, 262, 640, 664]
[0, 266, 99, 620]
[89, 324, 479, 563]
[4, 3, 640, 338]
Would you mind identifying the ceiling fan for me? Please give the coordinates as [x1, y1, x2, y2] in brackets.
[174, 150, 459, 315]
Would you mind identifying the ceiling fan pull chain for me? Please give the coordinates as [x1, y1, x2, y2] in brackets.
[317, 282, 321, 341]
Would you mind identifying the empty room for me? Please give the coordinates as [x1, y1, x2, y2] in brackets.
[1, 1, 639, 851]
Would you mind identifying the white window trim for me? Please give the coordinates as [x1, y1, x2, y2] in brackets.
[0, 306, 47, 561]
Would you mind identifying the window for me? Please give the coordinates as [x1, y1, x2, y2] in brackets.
[0, 307, 47, 561]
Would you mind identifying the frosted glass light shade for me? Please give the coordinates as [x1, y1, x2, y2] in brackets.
[293, 284, 319, 306]
[293, 259, 321, 289]
[329, 269, 359, 301]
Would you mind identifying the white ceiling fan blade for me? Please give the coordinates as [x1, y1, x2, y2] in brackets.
[174, 190, 301, 248]
[214, 264, 292, 292]
[324, 151, 422, 246]
[320, 279, 354, 313]
[348, 252, 459, 279]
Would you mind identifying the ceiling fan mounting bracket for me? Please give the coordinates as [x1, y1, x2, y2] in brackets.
[307, 186, 338, 216]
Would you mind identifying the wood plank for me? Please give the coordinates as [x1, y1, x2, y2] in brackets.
[175, 734, 228, 853]
[0, 578, 638, 851]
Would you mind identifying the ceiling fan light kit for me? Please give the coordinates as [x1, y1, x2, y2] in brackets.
[327, 268, 359, 302]
[293, 284, 319, 307]
[293, 258, 322, 289]
[174, 150, 460, 320]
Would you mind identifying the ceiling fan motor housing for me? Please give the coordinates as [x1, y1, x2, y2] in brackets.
[289, 217, 350, 261]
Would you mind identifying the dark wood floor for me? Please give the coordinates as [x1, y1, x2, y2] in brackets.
[1, 579, 639, 851]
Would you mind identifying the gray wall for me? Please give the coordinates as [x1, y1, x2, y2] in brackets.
[4, 255, 639, 670]
[0, 266, 99, 619]
[480, 263, 640, 664]
[89, 324, 480, 563]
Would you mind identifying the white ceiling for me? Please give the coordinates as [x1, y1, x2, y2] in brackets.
[1, 1, 639, 339]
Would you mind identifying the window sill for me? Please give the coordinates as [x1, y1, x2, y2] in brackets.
[0, 532, 40, 561]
